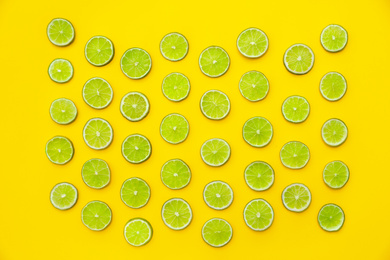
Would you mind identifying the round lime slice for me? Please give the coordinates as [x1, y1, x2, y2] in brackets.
[203, 181, 233, 210]
[162, 73, 190, 102]
[120, 48, 152, 79]
[283, 44, 314, 75]
[321, 24, 348, 53]
[120, 92, 149, 122]
[280, 141, 310, 169]
[200, 90, 230, 120]
[48, 58, 73, 83]
[124, 218, 153, 247]
[122, 134, 151, 164]
[50, 182, 77, 210]
[49, 98, 77, 125]
[239, 71, 269, 102]
[83, 118, 113, 150]
[199, 46, 230, 77]
[81, 201, 112, 231]
[82, 77, 113, 109]
[120, 177, 151, 209]
[242, 116, 273, 147]
[81, 158, 110, 189]
[160, 113, 189, 144]
[237, 28, 269, 58]
[323, 161, 349, 189]
[160, 32, 189, 61]
[321, 118, 348, 147]
[85, 36, 114, 66]
[244, 161, 274, 191]
[201, 138, 231, 167]
[318, 204, 345, 231]
[161, 159, 191, 190]
[202, 218, 233, 248]
[161, 198, 192, 230]
[46, 136, 74, 165]
[320, 72, 347, 101]
[47, 18, 74, 47]
[282, 95, 310, 123]
[243, 199, 274, 231]
[282, 183, 311, 212]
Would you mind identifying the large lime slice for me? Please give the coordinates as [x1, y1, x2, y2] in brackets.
[48, 58, 73, 83]
[244, 161, 274, 191]
[283, 44, 314, 75]
[45, 136, 74, 165]
[160, 32, 189, 61]
[280, 141, 310, 169]
[124, 218, 153, 247]
[81, 158, 110, 189]
[321, 118, 348, 147]
[162, 73, 190, 102]
[82, 77, 113, 109]
[321, 24, 348, 53]
[120, 177, 150, 209]
[282, 183, 311, 212]
[85, 36, 114, 66]
[120, 48, 152, 79]
[49, 98, 77, 125]
[120, 92, 149, 122]
[323, 161, 349, 189]
[199, 46, 230, 77]
[239, 71, 269, 102]
[161, 198, 192, 230]
[122, 134, 151, 164]
[318, 204, 345, 231]
[320, 72, 347, 101]
[282, 95, 310, 123]
[237, 28, 268, 58]
[160, 113, 189, 144]
[201, 138, 230, 167]
[202, 218, 233, 248]
[83, 118, 113, 150]
[200, 90, 230, 120]
[50, 182, 77, 210]
[243, 199, 274, 231]
[47, 18, 74, 47]
[81, 201, 112, 231]
[161, 159, 191, 190]
[203, 181, 233, 210]
[242, 116, 273, 147]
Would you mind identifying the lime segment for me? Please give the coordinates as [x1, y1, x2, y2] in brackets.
[49, 98, 77, 124]
[160, 113, 189, 144]
[282, 183, 311, 212]
[321, 118, 348, 147]
[199, 46, 230, 77]
[161, 198, 192, 230]
[81, 159, 110, 189]
[202, 218, 233, 247]
[323, 161, 349, 189]
[48, 58, 73, 83]
[239, 71, 269, 102]
[320, 72, 347, 101]
[237, 28, 268, 58]
[120, 48, 152, 79]
[160, 33, 189, 61]
[282, 96, 310, 123]
[162, 73, 190, 102]
[244, 199, 274, 231]
[124, 218, 153, 246]
[122, 134, 151, 164]
[46, 136, 74, 165]
[47, 18, 74, 46]
[83, 118, 113, 150]
[243, 117, 273, 147]
[283, 44, 314, 75]
[318, 204, 345, 231]
[203, 181, 233, 210]
[120, 92, 149, 122]
[83, 77, 113, 109]
[244, 161, 274, 191]
[321, 25, 348, 52]
[200, 90, 230, 120]
[121, 177, 151, 209]
[85, 36, 114, 66]
[161, 159, 191, 190]
[280, 141, 310, 169]
[50, 182, 78, 210]
[201, 138, 231, 167]
[81, 201, 112, 231]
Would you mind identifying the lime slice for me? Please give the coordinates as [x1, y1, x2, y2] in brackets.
[282, 96, 310, 123]
[83, 118, 113, 150]
[239, 71, 269, 102]
[124, 218, 153, 247]
[280, 141, 310, 169]
[202, 218, 233, 248]
[81, 159, 110, 189]
[243, 199, 274, 231]
[49, 98, 77, 124]
[81, 201, 112, 231]
[122, 134, 152, 164]
[318, 204, 345, 231]
[161, 198, 192, 230]
[162, 73, 190, 102]
[199, 46, 230, 77]
[244, 161, 274, 191]
[321, 118, 348, 147]
[161, 159, 191, 190]
[47, 18, 74, 47]
[160, 32, 189, 61]
[203, 181, 233, 210]
[321, 25, 348, 53]
[85, 36, 114, 66]
[121, 177, 151, 208]
[320, 72, 347, 101]
[323, 161, 349, 189]
[45, 136, 74, 165]
[201, 138, 231, 167]
[50, 182, 77, 210]
[282, 183, 311, 212]
[283, 44, 314, 75]
[48, 58, 73, 83]
[160, 113, 189, 144]
[120, 48, 152, 79]
[237, 28, 269, 58]
[200, 90, 230, 120]
[242, 117, 273, 147]
[82, 77, 113, 109]
[120, 92, 149, 122]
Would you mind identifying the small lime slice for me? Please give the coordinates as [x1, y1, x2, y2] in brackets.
[318, 204, 345, 231]
[81, 201, 112, 231]
[203, 181, 233, 210]
[160, 113, 189, 144]
[283, 44, 314, 75]
[202, 218, 233, 248]
[122, 134, 152, 164]
[50, 182, 77, 210]
[161, 159, 191, 190]
[49, 98, 77, 124]
[320, 72, 347, 101]
[242, 116, 273, 147]
[81, 159, 110, 189]
[120, 48, 152, 79]
[160, 33, 189, 61]
[46, 136, 74, 165]
[243, 199, 274, 231]
[201, 138, 231, 167]
[161, 198, 192, 230]
[199, 46, 230, 77]
[47, 18, 75, 47]
[120, 92, 149, 122]
[321, 118, 348, 147]
[239, 71, 269, 102]
[85, 36, 114, 66]
[200, 90, 230, 120]
[280, 141, 310, 169]
[282, 96, 310, 123]
[321, 25, 348, 53]
[323, 161, 349, 189]
[282, 183, 311, 212]
[120, 177, 151, 209]
[124, 218, 153, 246]
[237, 28, 269, 58]
[83, 77, 113, 109]
[162, 73, 190, 102]
[48, 58, 73, 83]
[244, 161, 274, 191]
[83, 118, 113, 150]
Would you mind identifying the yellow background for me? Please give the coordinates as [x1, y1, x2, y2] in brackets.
[1, 0, 390, 259]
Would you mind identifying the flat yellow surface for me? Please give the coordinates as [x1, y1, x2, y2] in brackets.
[1, 0, 390, 259]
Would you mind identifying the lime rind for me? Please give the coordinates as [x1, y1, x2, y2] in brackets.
[50, 182, 78, 210]
[200, 138, 231, 167]
[282, 183, 312, 212]
[48, 58, 73, 83]
[47, 18, 75, 47]
[121, 134, 152, 164]
[162, 72, 190, 102]
[283, 44, 314, 75]
[320, 24, 348, 53]
[321, 118, 348, 147]
[238, 71, 269, 102]
[242, 116, 273, 147]
[120, 48, 152, 79]
[203, 181, 234, 210]
[280, 141, 310, 169]
[199, 46, 230, 78]
[81, 200, 112, 231]
[202, 218, 233, 248]
[282, 95, 310, 123]
[323, 161, 350, 189]
[161, 159, 191, 190]
[45, 136, 74, 165]
[120, 177, 151, 209]
[237, 27, 269, 58]
[82, 118, 113, 150]
[200, 90, 231, 120]
[318, 203, 345, 231]
[124, 218, 153, 247]
[243, 199, 274, 231]
[160, 113, 189, 144]
[320, 72, 347, 101]
[160, 32, 189, 61]
[81, 158, 110, 189]
[120, 92, 150, 122]
[85, 36, 114, 66]
[49, 98, 77, 125]
[161, 198, 193, 230]
[244, 161, 275, 191]
[82, 77, 113, 109]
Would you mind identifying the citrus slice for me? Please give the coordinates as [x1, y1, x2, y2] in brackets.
[122, 134, 151, 164]
[83, 118, 113, 150]
[81, 159, 110, 189]
[199, 46, 230, 77]
[161, 198, 192, 230]
[161, 159, 191, 190]
[321, 118, 348, 147]
[45, 136, 74, 165]
[320, 72, 347, 101]
[282, 95, 310, 123]
[82, 77, 113, 109]
[50, 182, 78, 210]
[81, 201, 112, 231]
[200, 90, 230, 120]
[203, 181, 233, 210]
[124, 218, 153, 246]
[162, 73, 190, 102]
[323, 161, 349, 189]
[283, 44, 314, 75]
[120, 92, 149, 122]
[202, 218, 233, 248]
[160, 113, 189, 144]
[120, 48, 152, 79]
[160, 33, 189, 61]
[318, 204, 345, 231]
[237, 28, 269, 58]
[239, 71, 269, 102]
[201, 138, 231, 167]
[48, 58, 73, 83]
[85, 36, 114, 66]
[47, 18, 75, 47]
[321, 25, 348, 53]
[242, 116, 273, 147]
[282, 183, 311, 212]
[243, 199, 274, 231]
[244, 161, 274, 191]
[49, 98, 77, 124]
[280, 141, 310, 169]
[120, 177, 151, 209]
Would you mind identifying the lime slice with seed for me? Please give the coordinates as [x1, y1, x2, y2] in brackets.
[161, 159, 191, 190]
[242, 116, 273, 147]
[82, 77, 113, 109]
[323, 161, 349, 189]
[239, 71, 269, 102]
[160, 113, 189, 144]
[161, 198, 192, 230]
[120, 48, 152, 79]
[83, 118, 113, 150]
[321, 25, 348, 53]
[50, 182, 77, 210]
[120, 92, 149, 122]
[160, 33, 189, 61]
[201, 138, 231, 167]
[199, 46, 230, 77]
[47, 18, 74, 47]
[81, 159, 110, 189]
[202, 218, 233, 248]
[162, 73, 190, 102]
[243, 199, 274, 231]
[318, 204, 345, 231]
[244, 161, 274, 191]
[48, 58, 73, 83]
[283, 44, 314, 75]
[120, 177, 151, 208]
[81, 201, 112, 231]
[282, 95, 310, 123]
[282, 183, 311, 212]
[321, 118, 348, 147]
[280, 141, 310, 169]
[85, 36, 114, 66]
[200, 90, 230, 120]
[122, 134, 151, 164]
[49, 98, 77, 124]
[46, 136, 74, 165]
[320, 72, 347, 101]
[124, 218, 153, 246]
[203, 181, 233, 210]
[237, 28, 269, 58]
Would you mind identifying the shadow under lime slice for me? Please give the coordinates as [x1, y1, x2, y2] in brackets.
[48, 58, 73, 83]
[323, 161, 349, 189]
[199, 46, 230, 77]
[124, 218, 153, 246]
[282, 95, 310, 123]
[237, 28, 268, 58]
[120, 92, 149, 122]
[81, 201, 112, 231]
[161, 198, 192, 230]
[85, 36, 114, 66]
[120, 48, 152, 79]
[244, 199, 274, 231]
[282, 183, 311, 212]
[320, 72, 347, 101]
[49, 98, 77, 125]
[50, 182, 77, 210]
[45, 136, 74, 165]
[244, 161, 274, 191]
[81, 159, 110, 189]
[47, 18, 74, 47]
[321, 24, 348, 52]
[201, 138, 230, 167]
[280, 141, 310, 169]
[83, 118, 113, 150]
[122, 134, 151, 164]
[161, 159, 191, 190]
[121, 177, 150, 208]
[160, 32, 189, 61]
[83, 77, 113, 109]
[318, 204, 345, 231]
[321, 118, 348, 147]
[239, 71, 269, 102]
[203, 181, 233, 210]
[202, 218, 233, 248]
[162, 73, 190, 102]
[243, 116, 273, 147]
[283, 44, 314, 75]
[200, 90, 230, 120]
[160, 113, 189, 144]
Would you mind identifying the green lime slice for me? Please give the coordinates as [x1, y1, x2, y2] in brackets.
[323, 161, 349, 189]
[237, 28, 269, 58]
[120, 177, 151, 208]
[160, 113, 189, 144]
[46, 136, 74, 165]
[201, 138, 231, 167]
[161, 159, 191, 190]
[160, 32, 189, 61]
[162, 73, 190, 102]
[318, 204, 345, 231]
[48, 58, 73, 83]
[124, 218, 153, 247]
[243, 199, 274, 231]
[199, 46, 230, 77]
[200, 90, 230, 120]
[81, 201, 112, 231]
[321, 25, 348, 53]
[283, 44, 314, 75]
[85, 36, 114, 66]
[244, 161, 274, 191]
[47, 18, 74, 47]
[320, 72, 347, 101]
[83, 118, 113, 150]
[203, 181, 233, 210]
[120, 92, 149, 122]
[122, 134, 151, 164]
[321, 118, 348, 147]
[49, 98, 77, 124]
[239, 71, 269, 102]
[50, 182, 77, 210]
[282, 95, 310, 123]
[280, 141, 310, 169]
[161, 198, 192, 230]
[242, 116, 273, 147]
[202, 218, 233, 248]
[82, 77, 113, 109]
[81, 159, 110, 189]
[120, 48, 152, 79]
[282, 183, 311, 212]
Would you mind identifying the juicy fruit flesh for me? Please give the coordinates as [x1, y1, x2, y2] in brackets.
[204, 181, 233, 210]
[280, 141, 310, 169]
[122, 135, 151, 163]
[283, 184, 311, 212]
[121, 48, 151, 79]
[202, 218, 232, 247]
[321, 25, 347, 52]
[46, 137, 73, 164]
[199, 47, 230, 77]
[320, 72, 347, 101]
[121, 178, 150, 208]
[47, 19, 74, 46]
[85, 36, 114, 66]
[323, 161, 349, 188]
[121, 92, 149, 121]
[239, 71, 269, 101]
[160, 114, 189, 144]
[201, 139, 230, 166]
[83, 119, 113, 149]
[50, 183, 77, 209]
[160, 33, 188, 61]
[161, 159, 191, 189]
[237, 28, 268, 57]
[49, 59, 73, 83]
[162, 73, 190, 101]
[243, 117, 273, 147]
[318, 204, 344, 231]
[162, 199, 192, 229]
[82, 201, 111, 231]
[282, 96, 310, 123]
[322, 119, 348, 146]
[83, 78, 113, 109]
[201, 90, 230, 120]
[50, 98, 77, 124]
[245, 161, 274, 191]
[284, 44, 314, 74]
[124, 219, 152, 246]
[82, 159, 110, 189]
[244, 199, 273, 230]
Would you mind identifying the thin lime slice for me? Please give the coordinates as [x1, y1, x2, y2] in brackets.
[199, 46, 230, 77]
[201, 138, 231, 167]
[318, 204, 345, 231]
[50, 182, 77, 210]
[48, 58, 73, 83]
[162, 73, 190, 102]
[85, 36, 114, 66]
[200, 90, 230, 120]
[81, 159, 110, 189]
[320, 72, 347, 101]
[124, 218, 153, 247]
[161, 198, 192, 230]
[120, 48, 152, 79]
[242, 117, 273, 147]
[83, 77, 113, 109]
[120, 92, 149, 122]
[282, 96, 310, 123]
[46, 136, 74, 165]
[282, 183, 311, 212]
[321, 25, 348, 53]
[280, 141, 310, 169]
[239, 71, 269, 102]
[121, 177, 151, 209]
[47, 18, 74, 47]
[122, 134, 152, 164]
[323, 161, 349, 189]
[81, 201, 112, 231]
[160, 33, 189, 61]
[83, 118, 113, 150]
[321, 118, 348, 147]
[49, 98, 77, 124]
[161, 159, 191, 190]
[237, 28, 269, 58]
[283, 44, 314, 75]
[203, 181, 233, 210]
[202, 218, 233, 248]
[243, 199, 274, 231]
[160, 113, 189, 144]
[244, 161, 274, 191]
